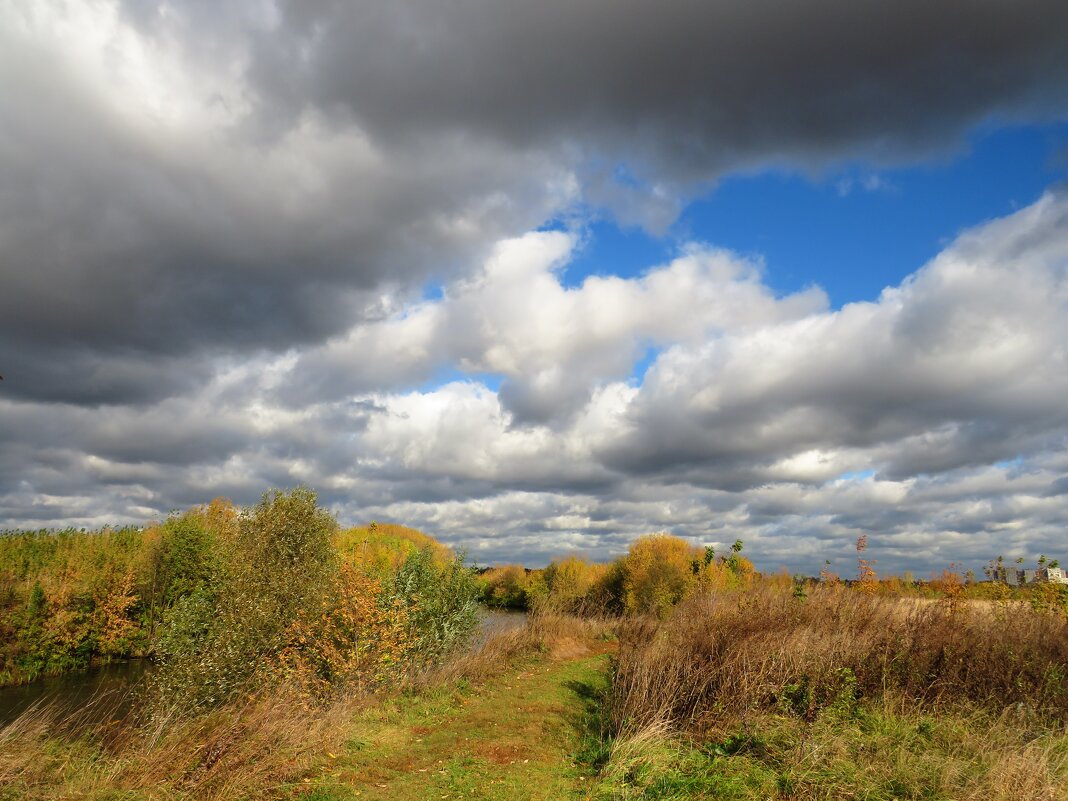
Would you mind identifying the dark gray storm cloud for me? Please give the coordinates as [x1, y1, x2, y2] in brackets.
[249, 0, 1068, 177]
[0, 5, 566, 404]
[6, 0, 1068, 406]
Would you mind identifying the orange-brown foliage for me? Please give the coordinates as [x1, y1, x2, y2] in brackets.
[275, 563, 412, 699]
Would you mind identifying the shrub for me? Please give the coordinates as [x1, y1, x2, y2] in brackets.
[620, 534, 702, 617]
[386, 547, 480, 667]
[276, 563, 411, 699]
[534, 555, 617, 614]
[149, 487, 339, 709]
[154, 507, 227, 607]
[138, 503, 231, 640]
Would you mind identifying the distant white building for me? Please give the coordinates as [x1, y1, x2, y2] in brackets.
[992, 562, 1067, 586]
[1046, 566, 1068, 585]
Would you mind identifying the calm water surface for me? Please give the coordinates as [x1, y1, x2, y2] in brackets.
[475, 608, 527, 644]
[0, 659, 152, 730]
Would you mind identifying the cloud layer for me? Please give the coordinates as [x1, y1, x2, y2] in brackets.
[5, 189, 1068, 573]
[4, 0, 1068, 573]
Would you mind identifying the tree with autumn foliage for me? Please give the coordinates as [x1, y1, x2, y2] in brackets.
[532, 555, 618, 614]
[855, 535, 878, 593]
[277, 562, 412, 699]
[620, 534, 703, 617]
[148, 488, 480, 711]
[0, 524, 151, 683]
[335, 521, 452, 575]
[479, 564, 532, 609]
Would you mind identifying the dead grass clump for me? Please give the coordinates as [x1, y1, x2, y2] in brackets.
[611, 585, 1068, 733]
[0, 687, 363, 800]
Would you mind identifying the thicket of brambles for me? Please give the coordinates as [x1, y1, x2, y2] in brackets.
[0, 489, 479, 708]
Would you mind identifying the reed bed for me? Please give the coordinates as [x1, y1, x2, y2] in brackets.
[611, 585, 1068, 733]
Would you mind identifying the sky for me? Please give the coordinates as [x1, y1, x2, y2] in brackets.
[3, 0, 1068, 576]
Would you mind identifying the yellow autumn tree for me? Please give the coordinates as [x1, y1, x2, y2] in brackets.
[528, 556, 612, 613]
[335, 522, 451, 575]
[621, 534, 702, 617]
[93, 569, 140, 656]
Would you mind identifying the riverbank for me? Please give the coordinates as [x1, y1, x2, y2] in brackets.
[0, 614, 610, 800]
[0, 657, 150, 731]
[0, 496, 482, 694]
[0, 609, 524, 732]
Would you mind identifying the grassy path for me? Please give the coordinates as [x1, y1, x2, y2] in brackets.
[291, 647, 612, 801]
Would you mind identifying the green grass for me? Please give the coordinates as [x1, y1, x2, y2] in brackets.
[284, 651, 613, 801]
[586, 705, 1068, 801]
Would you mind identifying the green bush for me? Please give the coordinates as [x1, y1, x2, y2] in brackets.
[149, 488, 479, 711]
[149, 487, 339, 709]
[387, 547, 480, 667]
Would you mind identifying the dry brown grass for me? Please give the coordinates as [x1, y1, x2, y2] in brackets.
[594, 586, 1068, 800]
[0, 687, 365, 799]
[610, 584, 1068, 734]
